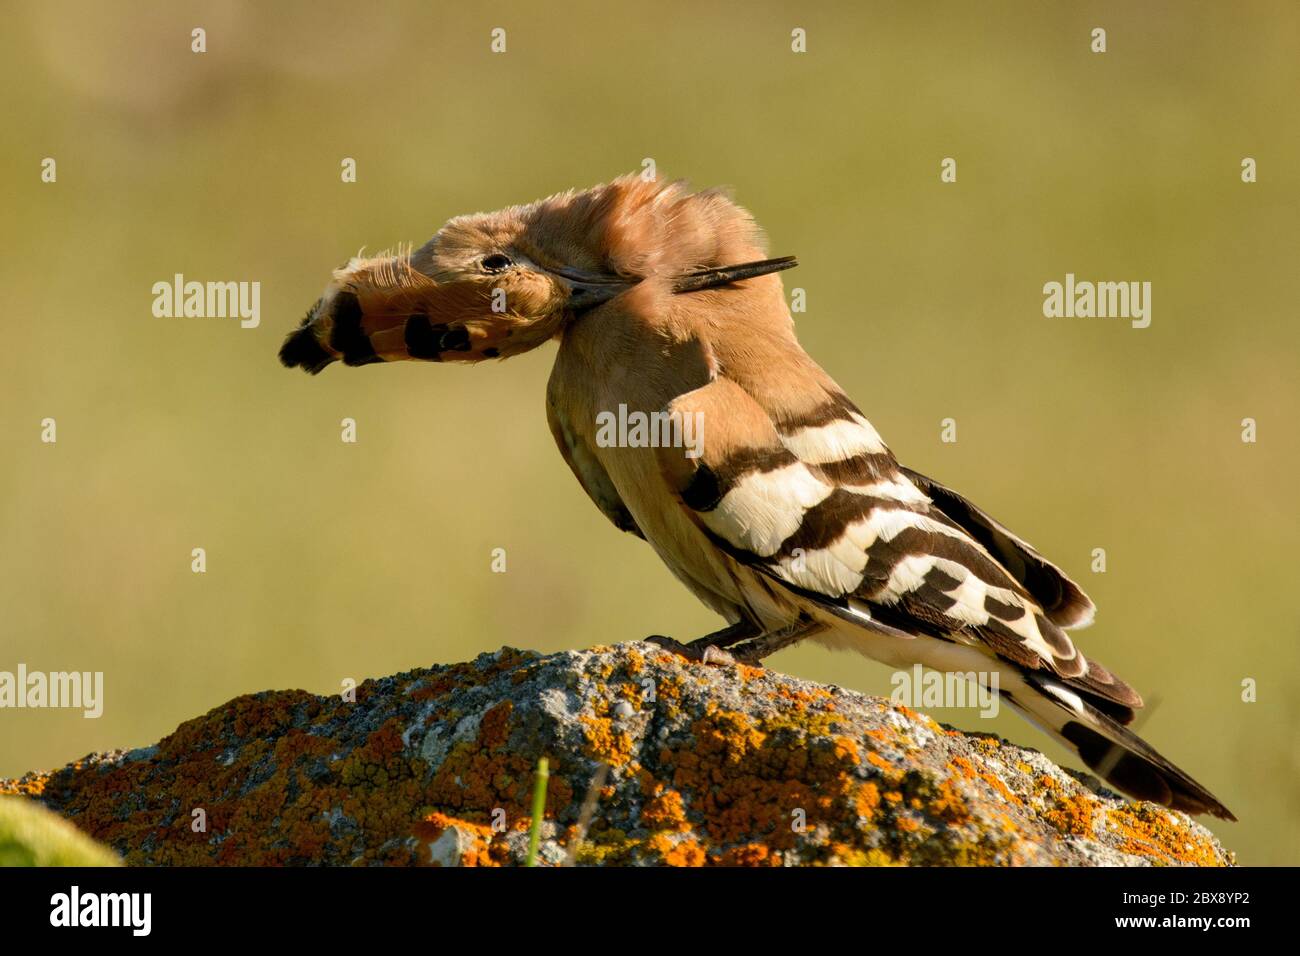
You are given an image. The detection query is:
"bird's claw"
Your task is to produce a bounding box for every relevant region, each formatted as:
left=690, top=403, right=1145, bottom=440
left=645, top=635, right=737, bottom=666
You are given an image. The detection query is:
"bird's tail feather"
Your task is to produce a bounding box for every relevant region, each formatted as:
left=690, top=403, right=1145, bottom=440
left=1007, top=670, right=1235, bottom=820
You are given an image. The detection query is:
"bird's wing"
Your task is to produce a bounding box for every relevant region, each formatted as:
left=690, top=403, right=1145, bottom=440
left=655, top=374, right=1113, bottom=688
left=546, top=390, right=644, bottom=538
left=898, top=466, right=1095, bottom=628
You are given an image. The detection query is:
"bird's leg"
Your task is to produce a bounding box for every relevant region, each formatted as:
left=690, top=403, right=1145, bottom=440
left=684, top=619, right=762, bottom=651
left=645, top=619, right=759, bottom=664
left=729, top=617, right=826, bottom=665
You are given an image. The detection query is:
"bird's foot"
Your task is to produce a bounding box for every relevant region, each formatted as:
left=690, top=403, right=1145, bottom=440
left=644, top=635, right=738, bottom=666
left=728, top=644, right=769, bottom=667
left=724, top=617, right=829, bottom=666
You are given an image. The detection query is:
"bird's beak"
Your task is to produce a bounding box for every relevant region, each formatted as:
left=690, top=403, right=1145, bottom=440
left=545, top=255, right=800, bottom=313
left=544, top=266, right=639, bottom=313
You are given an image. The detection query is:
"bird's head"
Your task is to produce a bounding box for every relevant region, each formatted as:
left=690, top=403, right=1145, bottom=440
left=279, top=175, right=796, bottom=373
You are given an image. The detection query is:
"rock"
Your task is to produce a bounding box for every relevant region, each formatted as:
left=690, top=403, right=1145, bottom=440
left=0, top=644, right=1232, bottom=866
left=426, top=823, right=479, bottom=867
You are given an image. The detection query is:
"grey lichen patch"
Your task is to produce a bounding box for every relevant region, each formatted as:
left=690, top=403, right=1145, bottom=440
left=1, top=643, right=1234, bottom=867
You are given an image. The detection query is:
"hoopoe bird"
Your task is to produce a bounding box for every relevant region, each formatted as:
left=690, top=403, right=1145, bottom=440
left=280, top=174, right=1233, bottom=820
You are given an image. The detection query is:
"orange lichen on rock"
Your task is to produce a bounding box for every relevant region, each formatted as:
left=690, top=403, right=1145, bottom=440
left=640, top=787, right=691, bottom=833
left=1, top=643, right=1233, bottom=867
left=478, top=701, right=513, bottom=749
left=1107, top=804, right=1230, bottom=867
left=930, top=779, right=973, bottom=825
left=854, top=782, right=881, bottom=820
left=646, top=832, right=707, bottom=866
left=949, top=757, right=978, bottom=780
left=0, top=772, right=50, bottom=798
left=734, top=664, right=766, bottom=683
left=713, top=842, right=781, bottom=866
left=977, top=770, right=1024, bottom=807
left=578, top=715, right=635, bottom=767
left=889, top=702, right=943, bottom=734
left=416, top=812, right=499, bottom=867
left=1045, top=793, right=1097, bottom=837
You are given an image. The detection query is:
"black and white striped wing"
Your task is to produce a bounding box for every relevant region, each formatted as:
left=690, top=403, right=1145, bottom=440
left=656, top=376, right=1092, bottom=680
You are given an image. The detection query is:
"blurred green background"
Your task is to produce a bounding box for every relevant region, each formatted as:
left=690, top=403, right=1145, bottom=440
left=1, top=1, right=1296, bottom=864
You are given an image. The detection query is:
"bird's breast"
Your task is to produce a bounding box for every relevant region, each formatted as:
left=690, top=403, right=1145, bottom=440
left=550, top=333, right=800, bottom=630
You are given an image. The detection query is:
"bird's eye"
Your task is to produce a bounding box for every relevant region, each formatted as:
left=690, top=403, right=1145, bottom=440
left=481, top=254, right=513, bottom=273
